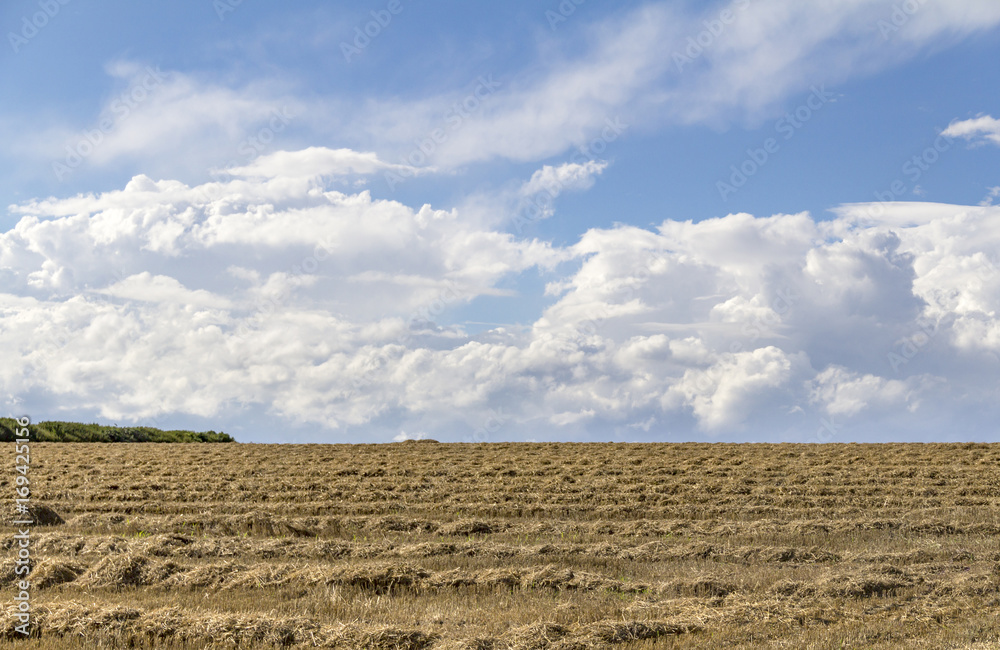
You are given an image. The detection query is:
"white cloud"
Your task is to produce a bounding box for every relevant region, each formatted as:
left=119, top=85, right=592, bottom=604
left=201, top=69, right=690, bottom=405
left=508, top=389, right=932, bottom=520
left=662, top=0, right=1000, bottom=124
left=344, top=1, right=1000, bottom=169
left=3, top=154, right=1000, bottom=439
left=224, top=147, right=421, bottom=180
left=808, top=365, right=916, bottom=417
left=8, top=2, right=998, bottom=194
left=667, top=346, right=801, bottom=433
left=101, top=272, right=233, bottom=309
left=12, top=63, right=310, bottom=184
left=519, top=161, right=608, bottom=199
left=942, top=115, right=1000, bottom=147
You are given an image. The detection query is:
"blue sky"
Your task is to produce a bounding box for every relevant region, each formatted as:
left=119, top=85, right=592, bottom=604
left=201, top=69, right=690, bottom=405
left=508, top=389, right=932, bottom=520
left=2, top=0, right=1000, bottom=442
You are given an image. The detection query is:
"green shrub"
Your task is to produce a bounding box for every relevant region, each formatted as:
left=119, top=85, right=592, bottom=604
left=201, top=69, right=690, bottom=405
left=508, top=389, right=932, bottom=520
left=0, top=418, right=235, bottom=443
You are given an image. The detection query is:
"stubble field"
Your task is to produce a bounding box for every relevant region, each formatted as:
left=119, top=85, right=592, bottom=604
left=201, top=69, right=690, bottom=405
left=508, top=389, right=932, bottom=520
left=2, top=441, right=999, bottom=649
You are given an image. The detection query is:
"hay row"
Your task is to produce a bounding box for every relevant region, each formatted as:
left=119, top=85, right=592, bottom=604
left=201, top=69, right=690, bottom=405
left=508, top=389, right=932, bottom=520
left=17, top=531, right=994, bottom=568
left=0, top=600, right=699, bottom=648
left=31, top=510, right=1000, bottom=541
left=6, top=553, right=998, bottom=602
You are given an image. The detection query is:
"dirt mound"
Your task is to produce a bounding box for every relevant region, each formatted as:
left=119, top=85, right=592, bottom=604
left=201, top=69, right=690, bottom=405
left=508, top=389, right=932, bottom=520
left=6, top=504, right=64, bottom=527
left=30, top=504, right=66, bottom=526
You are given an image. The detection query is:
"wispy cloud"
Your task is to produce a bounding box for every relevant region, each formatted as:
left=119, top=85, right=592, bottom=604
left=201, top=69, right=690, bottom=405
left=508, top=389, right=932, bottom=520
left=345, top=0, right=1000, bottom=168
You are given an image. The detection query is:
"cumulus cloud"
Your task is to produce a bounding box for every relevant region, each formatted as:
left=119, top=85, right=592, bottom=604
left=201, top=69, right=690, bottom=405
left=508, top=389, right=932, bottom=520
left=3, top=154, right=1000, bottom=440
left=808, top=366, right=919, bottom=417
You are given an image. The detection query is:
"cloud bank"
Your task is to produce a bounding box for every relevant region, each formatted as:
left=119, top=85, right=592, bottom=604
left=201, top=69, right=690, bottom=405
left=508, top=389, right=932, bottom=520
left=3, top=148, right=999, bottom=441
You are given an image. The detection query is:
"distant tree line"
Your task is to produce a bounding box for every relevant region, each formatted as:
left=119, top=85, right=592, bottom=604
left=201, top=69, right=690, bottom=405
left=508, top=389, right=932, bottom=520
left=0, top=419, right=235, bottom=443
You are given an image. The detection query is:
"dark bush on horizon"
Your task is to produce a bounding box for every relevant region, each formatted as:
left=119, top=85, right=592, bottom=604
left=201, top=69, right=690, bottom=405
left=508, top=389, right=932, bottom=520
left=0, top=418, right=235, bottom=443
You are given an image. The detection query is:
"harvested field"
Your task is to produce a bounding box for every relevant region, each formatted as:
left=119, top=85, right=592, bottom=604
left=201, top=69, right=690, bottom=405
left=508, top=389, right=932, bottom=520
left=2, top=442, right=1000, bottom=648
